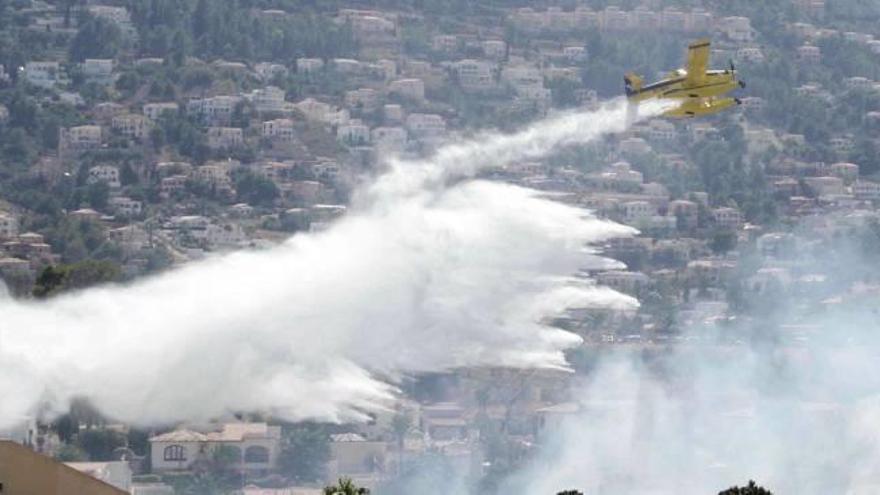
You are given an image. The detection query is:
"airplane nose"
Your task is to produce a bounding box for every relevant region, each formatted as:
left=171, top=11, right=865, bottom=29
left=739, top=80, right=746, bottom=89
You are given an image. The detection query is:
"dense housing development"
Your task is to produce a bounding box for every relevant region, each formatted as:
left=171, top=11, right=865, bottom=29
left=0, top=0, right=880, bottom=494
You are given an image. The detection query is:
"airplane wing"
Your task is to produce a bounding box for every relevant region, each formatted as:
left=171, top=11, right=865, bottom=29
left=683, top=38, right=711, bottom=87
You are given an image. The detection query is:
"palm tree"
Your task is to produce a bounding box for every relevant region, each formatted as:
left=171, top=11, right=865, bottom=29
left=323, top=477, right=370, bottom=495
left=390, top=412, right=411, bottom=475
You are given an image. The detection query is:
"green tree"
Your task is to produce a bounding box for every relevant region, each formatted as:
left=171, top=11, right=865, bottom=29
left=547, top=78, right=581, bottom=108
left=718, top=480, right=773, bottom=495
left=278, top=423, right=330, bottom=483
left=76, top=428, right=126, bottom=461
left=710, top=229, right=738, bottom=254
left=234, top=170, right=279, bottom=207
left=3, top=127, right=38, bottom=166
left=390, top=412, right=411, bottom=475
left=323, top=477, right=370, bottom=495
left=119, top=163, right=140, bottom=186
left=379, top=452, right=457, bottom=495
left=87, top=181, right=110, bottom=210
left=55, top=444, right=89, bottom=462
left=211, top=445, right=240, bottom=472
left=391, top=413, right=411, bottom=451
left=33, top=260, right=121, bottom=298
left=53, top=413, right=78, bottom=443
left=69, top=15, right=123, bottom=62
left=192, top=0, right=211, bottom=41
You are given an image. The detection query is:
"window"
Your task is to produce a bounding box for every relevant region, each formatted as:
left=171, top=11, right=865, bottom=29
left=244, top=446, right=269, bottom=464
left=164, top=444, right=186, bottom=461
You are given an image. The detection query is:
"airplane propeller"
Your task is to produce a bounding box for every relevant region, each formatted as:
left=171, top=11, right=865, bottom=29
left=729, top=59, right=746, bottom=88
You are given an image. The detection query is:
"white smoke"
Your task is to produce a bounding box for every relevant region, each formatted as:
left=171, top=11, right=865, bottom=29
left=0, top=99, right=668, bottom=428
left=506, top=258, right=880, bottom=494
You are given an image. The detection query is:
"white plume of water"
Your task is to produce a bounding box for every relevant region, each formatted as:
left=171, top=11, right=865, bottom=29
left=0, top=99, right=668, bottom=428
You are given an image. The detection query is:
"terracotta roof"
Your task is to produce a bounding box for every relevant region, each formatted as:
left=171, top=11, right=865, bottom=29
left=330, top=433, right=366, bottom=442
left=149, top=429, right=208, bottom=442
left=149, top=423, right=280, bottom=443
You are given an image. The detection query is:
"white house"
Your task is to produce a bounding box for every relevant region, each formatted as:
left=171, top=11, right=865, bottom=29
left=262, top=118, right=296, bottom=142
left=736, top=47, right=765, bottom=63
left=24, top=61, right=64, bottom=89
left=452, top=59, right=495, bottom=91
left=187, top=95, right=242, bottom=124
left=249, top=86, right=286, bottom=113
left=88, top=165, right=121, bottom=189
left=646, top=120, right=677, bottom=141
left=160, top=175, right=188, bottom=198
left=331, top=58, right=362, bottom=74
left=623, top=200, right=657, bottom=222
left=109, top=196, right=143, bottom=217
left=112, top=114, right=152, bottom=140
left=853, top=180, right=880, bottom=201
left=797, top=45, right=821, bottom=63
left=191, top=163, right=231, bottom=186
left=205, top=223, right=247, bottom=248
left=563, top=45, right=587, bottom=62
left=803, top=176, right=845, bottom=196
left=294, top=98, right=349, bottom=126
left=337, top=119, right=370, bottom=145
left=829, top=135, right=855, bottom=155
left=87, top=5, right=133, bottom=31
left=608, top=161, right=643, bottom=183
left=348, top=14, right=395, bottom=42
left=405, top=113, right=446, bottom=139
left=830, top=162, right=859, bottom=183
left=483, top=40, right=507, bottom=59
left=371, top=126, right=407, bottom=153
left=254, top=62, right=288, bottom=81
left=0, top=212, right=18, bottom=239
left=143, top=102, right=179, bottom=121
left=345, top=88, right=380, bottom=111
left=432, top=34, right=458, bottom=52
left=597, top=270, right=650, bottom=293
left=81, top=59, right=115, bottom=85
left=384, top=104, right=404, bottom=123
left=327, top=433, right=388, bottom=481
left=619, top=136, right=652, bottom=155
left=388, top=78, right=425, bottom=101
left=717, top=16, right=753, bottom=43
left=65, top=461, right=132, bottom=492
left=668, top=199, right=699, bottom=229
left=108, top=225, right=150, bottom=253
left=149, top=423, right=281, bottom=474
left=843, top=76, right=873, bottom=91
left=501, top=64, right=543, bottom=95
left=60, top=125, right=102, bottom=151
left=296, top=58, right=324, bottom=74
left=713, top=207, right=744, bottom=229
left=207, top=127, right=244, bottom=149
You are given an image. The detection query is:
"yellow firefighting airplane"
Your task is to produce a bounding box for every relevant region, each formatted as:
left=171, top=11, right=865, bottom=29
left=624, top=38, right=746, bottom=118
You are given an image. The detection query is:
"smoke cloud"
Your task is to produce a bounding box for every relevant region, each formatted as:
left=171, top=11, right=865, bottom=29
left=506, top=234, right=880, bottom=494
left=0, top=99, right=668, bottom=428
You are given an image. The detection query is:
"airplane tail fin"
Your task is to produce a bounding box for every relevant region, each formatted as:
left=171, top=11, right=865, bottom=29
left=624, top=72, right=643, bottom=97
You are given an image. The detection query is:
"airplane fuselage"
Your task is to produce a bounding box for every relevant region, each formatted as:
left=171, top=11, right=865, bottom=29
left=624, top=38, right=745, bottom=119
left=627, top=70, right=740, bottom=102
